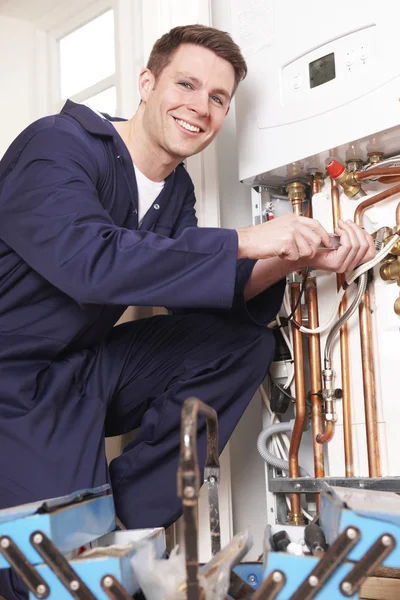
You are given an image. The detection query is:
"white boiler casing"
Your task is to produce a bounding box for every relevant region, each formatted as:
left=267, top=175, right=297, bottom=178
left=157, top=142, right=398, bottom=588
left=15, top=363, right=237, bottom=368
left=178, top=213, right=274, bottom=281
left=231, top=0, right=400, bottom=185
left=231, top=0, right=400, bottom=480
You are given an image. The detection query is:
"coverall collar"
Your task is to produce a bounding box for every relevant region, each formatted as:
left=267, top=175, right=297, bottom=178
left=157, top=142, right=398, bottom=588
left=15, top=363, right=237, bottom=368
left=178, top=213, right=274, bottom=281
left=60, top=100, right=124, bottom=137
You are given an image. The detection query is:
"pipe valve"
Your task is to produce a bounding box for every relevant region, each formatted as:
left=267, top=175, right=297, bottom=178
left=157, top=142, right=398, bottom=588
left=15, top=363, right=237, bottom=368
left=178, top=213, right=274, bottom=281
left=326, top=159, right=366, bottom=199
left=321, top=367, right=339, bottom=423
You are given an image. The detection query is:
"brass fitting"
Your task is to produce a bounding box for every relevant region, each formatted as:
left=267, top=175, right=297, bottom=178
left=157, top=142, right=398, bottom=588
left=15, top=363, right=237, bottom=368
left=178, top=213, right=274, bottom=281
left=286, top=181, right=306, bottom=216
left=289, top=512, right=304, bottom=526
left=346, top=158, right=364, bottom=172
left=312, top=172, right=324, bottom=184
left=386, top=226, right=400, bottom=256
left=368, top=151, right=385, bottom=165
left=380, top=257, right=400, bottom=282
left=394, top=297, right=400, bottom=316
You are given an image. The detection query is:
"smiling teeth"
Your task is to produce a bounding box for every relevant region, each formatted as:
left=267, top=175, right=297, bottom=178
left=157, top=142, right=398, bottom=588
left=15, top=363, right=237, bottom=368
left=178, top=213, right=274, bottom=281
left=176, top=119, right=200, bottom=133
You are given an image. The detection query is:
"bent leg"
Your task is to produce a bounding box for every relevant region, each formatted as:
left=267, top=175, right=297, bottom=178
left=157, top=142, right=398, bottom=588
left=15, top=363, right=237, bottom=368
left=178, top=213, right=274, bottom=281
left=96, top=313, right=275, bottom=530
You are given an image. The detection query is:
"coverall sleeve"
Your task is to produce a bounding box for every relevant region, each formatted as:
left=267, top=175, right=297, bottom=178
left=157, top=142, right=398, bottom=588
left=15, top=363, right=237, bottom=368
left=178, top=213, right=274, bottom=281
left=171, top=183, right=285, bottom=325
left=0, top=127, right=238, bottom=309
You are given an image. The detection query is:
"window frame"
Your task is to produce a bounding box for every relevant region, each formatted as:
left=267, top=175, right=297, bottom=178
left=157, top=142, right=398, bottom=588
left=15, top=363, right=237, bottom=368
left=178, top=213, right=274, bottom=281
left=47, top=0, right=117, bottom=114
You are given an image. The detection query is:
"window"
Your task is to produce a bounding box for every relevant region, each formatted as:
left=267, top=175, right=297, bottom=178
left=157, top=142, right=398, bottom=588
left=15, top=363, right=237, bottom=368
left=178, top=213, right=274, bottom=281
left=55, top=8, right=117, bottom=115
left=84, top=86, right=117, bottom=117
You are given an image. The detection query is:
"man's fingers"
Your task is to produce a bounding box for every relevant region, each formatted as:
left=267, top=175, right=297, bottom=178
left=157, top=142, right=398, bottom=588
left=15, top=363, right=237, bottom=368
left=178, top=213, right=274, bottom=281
left=299, top=216, right=331, bottom=248
left=345, top=220, right=374, bottom=267
left=333, top=220, right=358, bottom=272
left=296, top=225, right=323, bottom=257
left=294, top=232, right=315, bottom=259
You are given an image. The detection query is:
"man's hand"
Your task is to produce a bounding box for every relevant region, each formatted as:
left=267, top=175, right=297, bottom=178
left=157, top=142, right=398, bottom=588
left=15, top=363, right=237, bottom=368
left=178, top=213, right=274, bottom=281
left=308, top=219, right=375, bottom=273
left=237, top=214, right=375, bottom=272
left=237, top=213, right=331, bottom=262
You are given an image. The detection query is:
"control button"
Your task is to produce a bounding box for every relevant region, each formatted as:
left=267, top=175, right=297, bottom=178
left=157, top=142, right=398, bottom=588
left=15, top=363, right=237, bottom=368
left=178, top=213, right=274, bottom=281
left=292, top=73, right=302, bottom=89
left=345, top=49, right=355, bottom=67
left=359, top=44, right=369, bottom=61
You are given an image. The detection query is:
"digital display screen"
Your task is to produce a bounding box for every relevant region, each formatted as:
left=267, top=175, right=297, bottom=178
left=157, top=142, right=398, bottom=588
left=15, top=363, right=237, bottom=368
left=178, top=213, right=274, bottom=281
left=309, top=52, right=336, bottom=89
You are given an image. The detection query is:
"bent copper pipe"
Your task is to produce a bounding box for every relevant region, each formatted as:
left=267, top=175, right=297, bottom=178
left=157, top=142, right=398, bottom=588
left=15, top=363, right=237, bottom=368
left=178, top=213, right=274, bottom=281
left=288, top=283, right=307, bottom=523
left=356, top=167, right=400, bottom=181
left=351, top=186, right=400, bottom=478
left=317, top=421, right=335, bottom=444
left=330, top=178, right=354, bottom=476
left=305, top=280, right=324, bottom=468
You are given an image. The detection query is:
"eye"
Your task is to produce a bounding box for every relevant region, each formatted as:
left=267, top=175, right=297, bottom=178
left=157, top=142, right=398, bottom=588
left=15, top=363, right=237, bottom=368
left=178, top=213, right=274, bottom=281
left=210, top=95, right=223, bottom=106
left=178, top=81, right=193, bottom=90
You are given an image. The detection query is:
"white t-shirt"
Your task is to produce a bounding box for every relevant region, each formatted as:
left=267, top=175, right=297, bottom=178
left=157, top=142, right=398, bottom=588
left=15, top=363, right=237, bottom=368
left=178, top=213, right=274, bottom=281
left=133, top=165, right=165, bottom=225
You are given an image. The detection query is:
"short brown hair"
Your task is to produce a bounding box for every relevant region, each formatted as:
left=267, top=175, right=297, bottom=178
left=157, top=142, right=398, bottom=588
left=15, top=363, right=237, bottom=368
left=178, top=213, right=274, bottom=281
left=146, top=24, right=247, bottom=96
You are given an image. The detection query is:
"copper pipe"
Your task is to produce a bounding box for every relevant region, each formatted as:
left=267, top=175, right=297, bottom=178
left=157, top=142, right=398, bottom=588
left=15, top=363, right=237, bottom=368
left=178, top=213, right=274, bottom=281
left=317, top=421, right=335, bottom=444
left=356, top=167, right=400, bottom=181
left=288, top=283, right=307, bottom=524
left=305, top=279, right=324, bottom=511
left=378, top=176, right=400, bottom=184
left=331, top=178, right=354, bottom=476
left=396, top=202, right=400, bottom=226
left=312, top=177, right=322, bottom=196
left=358, top=290, right=381, bottom=477
left=351, top=186, right=400, bottom=477
left=354, top=183, right=400, bottom=218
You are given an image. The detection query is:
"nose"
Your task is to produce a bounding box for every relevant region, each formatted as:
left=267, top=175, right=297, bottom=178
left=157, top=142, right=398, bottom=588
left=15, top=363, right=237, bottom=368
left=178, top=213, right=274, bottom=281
left=188, top=90, right=209, bottom=118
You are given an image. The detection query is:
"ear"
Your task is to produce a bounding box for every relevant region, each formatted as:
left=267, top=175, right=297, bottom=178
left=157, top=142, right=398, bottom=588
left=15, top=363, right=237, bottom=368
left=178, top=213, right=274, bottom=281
left=138, top=68, right=156, bottom=102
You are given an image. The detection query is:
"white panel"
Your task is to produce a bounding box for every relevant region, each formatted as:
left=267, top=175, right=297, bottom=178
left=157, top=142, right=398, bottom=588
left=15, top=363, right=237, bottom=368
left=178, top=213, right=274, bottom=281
left=231, top=0, right=400, bottom=184
left=312, top=180, right=400, bottom=479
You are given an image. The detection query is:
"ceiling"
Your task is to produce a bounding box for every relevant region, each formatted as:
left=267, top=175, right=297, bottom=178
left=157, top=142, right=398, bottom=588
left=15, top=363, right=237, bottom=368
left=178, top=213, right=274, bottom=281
left=0, top=0, right=71, bottom=22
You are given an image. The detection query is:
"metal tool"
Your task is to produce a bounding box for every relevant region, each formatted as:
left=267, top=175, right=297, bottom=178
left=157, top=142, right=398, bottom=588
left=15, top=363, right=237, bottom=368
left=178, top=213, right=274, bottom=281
left=200, top=531, right=253, bottom=599
left=30, top=530, right=97, bottom=600
left=318, top=234, right=341, bottom=251
left=288, top=525, right=361, bottom=600
left=340, top=533, right=396, bottom=597
left=0, top=535, right=50, bottom=599
left=177, top=397, right=221, bottom=600
left=253, top=570, right=286, bottom=600
left=227, top=571, right=255, bottom=599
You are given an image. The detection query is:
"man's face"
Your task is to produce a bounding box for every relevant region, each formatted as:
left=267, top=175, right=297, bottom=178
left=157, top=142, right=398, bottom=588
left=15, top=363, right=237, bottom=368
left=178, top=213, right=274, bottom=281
left=139, top=43, right=235, bottom=160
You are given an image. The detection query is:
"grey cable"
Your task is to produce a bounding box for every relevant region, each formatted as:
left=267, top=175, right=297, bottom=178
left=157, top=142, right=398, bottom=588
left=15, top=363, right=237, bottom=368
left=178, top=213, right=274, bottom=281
left=257, top=421, right=310, bottom=477
left=324, top=273, right=368, bottom=364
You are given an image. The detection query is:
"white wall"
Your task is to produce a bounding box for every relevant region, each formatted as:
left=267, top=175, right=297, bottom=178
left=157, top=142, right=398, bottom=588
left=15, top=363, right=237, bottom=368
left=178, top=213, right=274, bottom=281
left=211, top=0, right=252, bottom=231
left=0, top=16, right=39, bottom=156
left=211, top=0, right=269, bottom=561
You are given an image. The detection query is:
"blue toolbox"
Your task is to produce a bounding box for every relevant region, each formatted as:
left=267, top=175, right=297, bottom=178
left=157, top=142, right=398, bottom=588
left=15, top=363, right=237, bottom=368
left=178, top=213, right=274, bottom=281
left=320, top=485, right=400, bottom=569
left=259, top=485, right=400, bottom=600
left=0, top=485, right=115, bottom=570
left=0, top=484, right=166, bottom=599
left=30, top=528, right=165, bottom=600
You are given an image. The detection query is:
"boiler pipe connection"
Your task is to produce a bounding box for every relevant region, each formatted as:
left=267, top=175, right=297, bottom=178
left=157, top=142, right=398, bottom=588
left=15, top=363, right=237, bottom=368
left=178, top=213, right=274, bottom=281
left=330, top=178, right=354, bottom=476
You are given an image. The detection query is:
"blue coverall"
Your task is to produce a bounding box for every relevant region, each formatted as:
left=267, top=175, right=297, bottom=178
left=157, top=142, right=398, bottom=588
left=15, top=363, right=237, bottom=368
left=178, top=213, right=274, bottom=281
left=0, top=101, right=284, bottom=599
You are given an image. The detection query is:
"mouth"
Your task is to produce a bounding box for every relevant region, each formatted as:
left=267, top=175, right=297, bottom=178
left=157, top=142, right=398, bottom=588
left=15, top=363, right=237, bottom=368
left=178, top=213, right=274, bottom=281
left=173, top=117, right=204, bottom=135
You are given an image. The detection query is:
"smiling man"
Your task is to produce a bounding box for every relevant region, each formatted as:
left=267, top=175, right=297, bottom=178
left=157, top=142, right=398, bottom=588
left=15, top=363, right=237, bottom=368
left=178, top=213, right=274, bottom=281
left=0, top=24, right=374, bottom=599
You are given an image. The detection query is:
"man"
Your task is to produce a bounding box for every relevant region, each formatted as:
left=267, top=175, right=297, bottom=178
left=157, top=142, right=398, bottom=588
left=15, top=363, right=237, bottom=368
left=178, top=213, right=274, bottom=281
left=0, top=24, right=374, bottom=598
